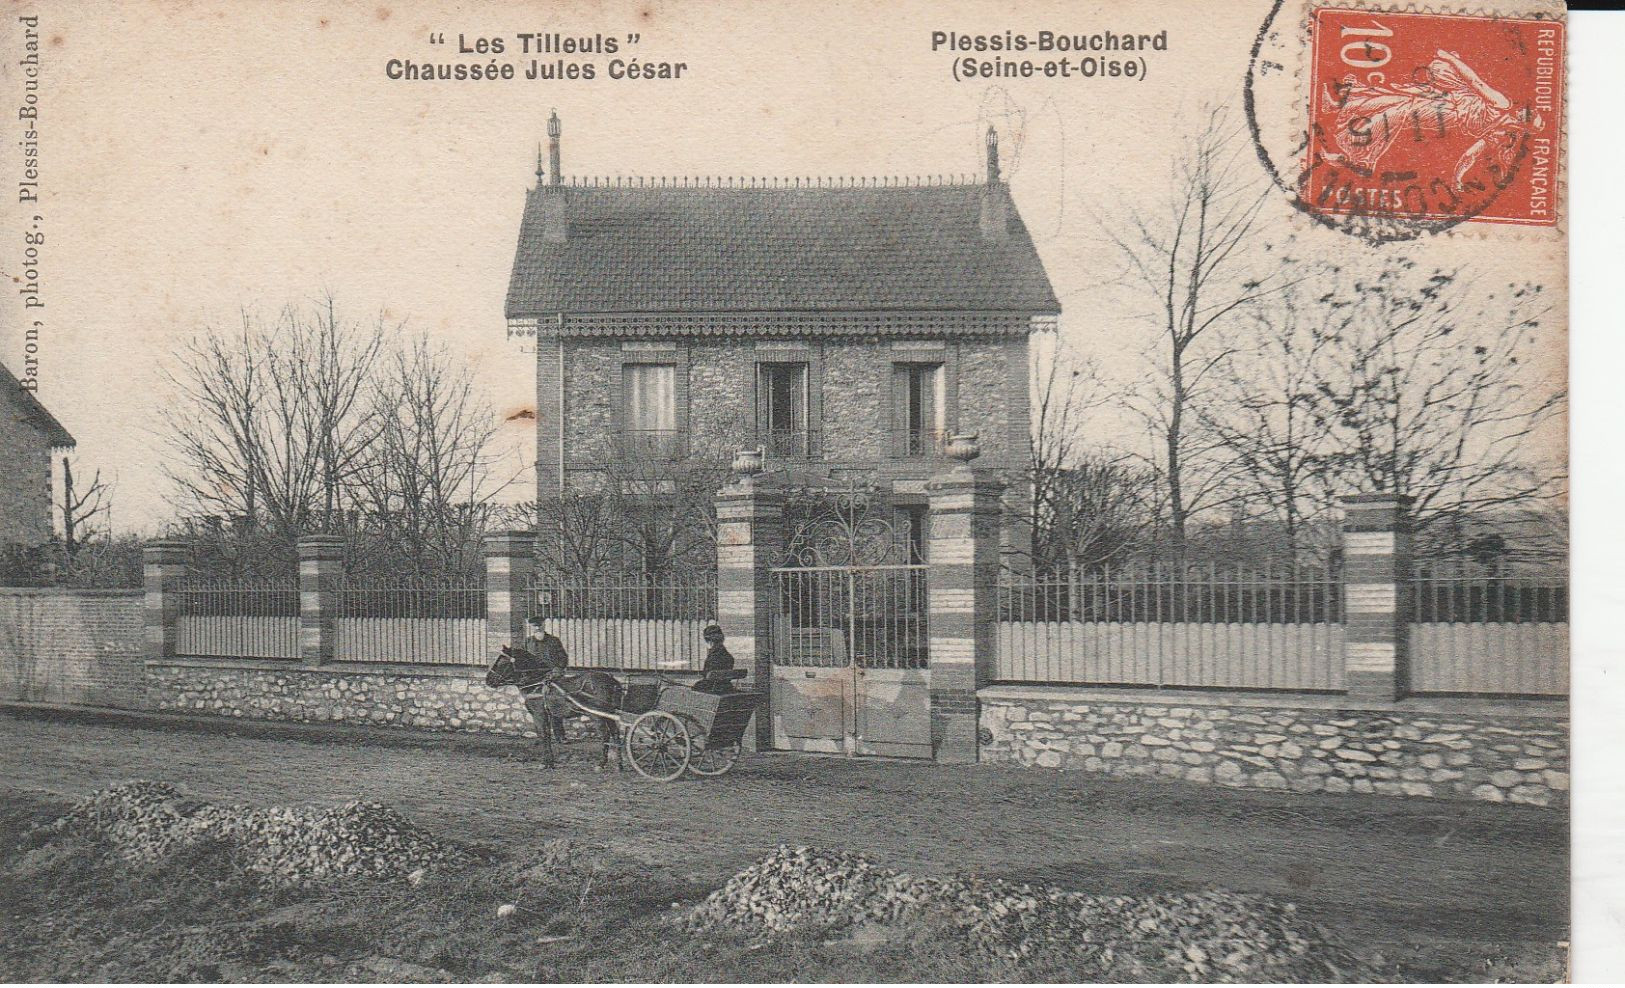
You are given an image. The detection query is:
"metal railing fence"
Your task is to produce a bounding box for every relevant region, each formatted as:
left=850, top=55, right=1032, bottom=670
left=996, top=562, right=1345, bottom=691
left=527, top=576, right=717, bottom=670
left=759, top=429, right=818, bottom=459
left=1407, top=564, right=1568, bottom=696
left=770, top=564, right=929, bottom=670
left=174, top=577, right=301, bottom=659
left=334, top=577, right=487, bottom=665
left=891, top=428, right=950, bottom=458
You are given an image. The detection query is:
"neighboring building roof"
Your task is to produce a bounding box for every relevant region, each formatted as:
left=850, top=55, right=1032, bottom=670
left=506, top=182, right=1061, bottom=317
left=0, top=361, right=75, bottom=448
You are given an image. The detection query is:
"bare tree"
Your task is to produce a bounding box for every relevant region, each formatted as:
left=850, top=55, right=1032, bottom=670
left=60, top=456, right=112, bottom=555
left=534, top=422, right=747, bottom=583
left=349, top=337, right=510, bottom=577
left=1023, top=339, right=1152, bottom=570
left=1309, top=257, right=1564, bottom=544
left=1101, top=106, right=1289, bottom=553
left=1035, top=455, right=1158, bottom=571
left=1201, top=276, right=1347, bottom=555
left=162, top=298, right=387, bottom=544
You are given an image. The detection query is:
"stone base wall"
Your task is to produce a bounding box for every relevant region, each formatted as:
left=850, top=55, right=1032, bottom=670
left=146, top=659, right=539, bottom=736
left=980, top=687, right=1568, bottom=807
left=1, top=589, right=146, bottom=709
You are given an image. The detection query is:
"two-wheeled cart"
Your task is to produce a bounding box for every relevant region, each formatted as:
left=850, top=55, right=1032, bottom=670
left=541, top=670, right=764, bottom=782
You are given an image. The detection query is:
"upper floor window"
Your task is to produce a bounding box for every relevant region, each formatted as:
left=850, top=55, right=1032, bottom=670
left=895, top=362, right=945, bottom=456
left=758, top=362, right=809, bottom=458
left=621, top=362, right=678, bottom=459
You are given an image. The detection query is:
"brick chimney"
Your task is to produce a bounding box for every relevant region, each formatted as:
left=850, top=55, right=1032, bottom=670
left=547, top=109, right=562, bottom=186
left=979, top=125, right=1008, bottom=242
left=539, top=110, right=567, bottom=244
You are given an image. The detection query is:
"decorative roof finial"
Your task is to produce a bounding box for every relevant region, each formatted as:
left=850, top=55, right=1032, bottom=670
left=986, top=125, right=1000, bottom=185
left=547, top=109, right=562, bottom=187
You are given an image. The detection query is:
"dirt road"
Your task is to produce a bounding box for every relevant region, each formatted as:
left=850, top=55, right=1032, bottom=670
left=0, top=707, right=1565, bottom=966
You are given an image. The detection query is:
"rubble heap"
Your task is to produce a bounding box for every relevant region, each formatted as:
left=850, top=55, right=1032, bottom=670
left=686, top=846, right=1373, bottom=982
left=46, top=781, right=469, bottom=886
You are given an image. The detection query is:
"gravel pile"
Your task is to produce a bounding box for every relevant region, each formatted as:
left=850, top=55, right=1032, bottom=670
left=686, top=846, right=1373, bottom=981
left=46, top=781, right=469, bottom=886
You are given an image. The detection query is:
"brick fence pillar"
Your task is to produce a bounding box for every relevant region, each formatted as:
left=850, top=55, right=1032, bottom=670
left=1341, top=494, right=1414, bottom=700
left=143, top=539, right=191, bottom=662
left=715, top=468, right=784, bottom=748
left=296, top=535, right=346, bottom=667
left=926, top=450, right=1006, bottom=764
left=484, top=530, right=537, bottom=661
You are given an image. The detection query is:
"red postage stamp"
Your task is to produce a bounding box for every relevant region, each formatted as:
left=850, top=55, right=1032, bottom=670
left=1303, top=9, right=1563, bottom=227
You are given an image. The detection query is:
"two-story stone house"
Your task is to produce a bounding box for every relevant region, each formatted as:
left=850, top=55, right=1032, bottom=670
left=1, top=361, right=75, bottom=549
left=505, top=114, right=1059, bottom=558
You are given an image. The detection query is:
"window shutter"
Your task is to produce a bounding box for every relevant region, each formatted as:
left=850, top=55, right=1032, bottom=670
left=753, top=362, right=765, bottom=443
left=889, top=364, right=910, bottom=456
left=808, top=347, right=825, bottom=459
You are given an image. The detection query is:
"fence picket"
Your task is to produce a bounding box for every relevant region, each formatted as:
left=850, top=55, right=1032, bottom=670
left=995, top=561, right=1346, bottom=693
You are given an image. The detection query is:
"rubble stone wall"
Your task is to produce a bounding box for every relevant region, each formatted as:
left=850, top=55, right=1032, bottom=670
left=980, top=687, right=1568, bottom=807
left=146, top=659, right=539, bottom=736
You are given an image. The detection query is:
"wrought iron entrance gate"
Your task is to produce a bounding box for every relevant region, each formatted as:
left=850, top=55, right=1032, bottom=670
left=768, top=564, right=931, bottom=758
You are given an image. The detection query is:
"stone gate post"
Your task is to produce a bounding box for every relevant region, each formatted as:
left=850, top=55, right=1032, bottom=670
left=1341, top=494, right=1414, bottom=700
left=715, top=461, right=784, bottom=748
left=484, top=530, right=537, bottom=661
left=143, top=539, right=191, bottom=662
left=296, top=535, right=346, bottom=667
left=926, top=442, right=1006, bottom=764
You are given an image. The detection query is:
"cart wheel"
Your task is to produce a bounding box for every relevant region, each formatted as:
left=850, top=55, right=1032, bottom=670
left=623, top=710, right=690, bottom=782
left=678, top=715, right=741, bottom=777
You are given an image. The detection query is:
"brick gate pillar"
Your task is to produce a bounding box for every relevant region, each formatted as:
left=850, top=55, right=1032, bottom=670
left=296, top=535, right=346, bottom=667
left=143, top=539, right=191, bottom=662
left=715, top=458, right=784, bottom=748
left=926, top=438, right=1006, bottom=764
left=1341, top=494, right=1414, bottom=700
left=484, top=530, right=537, bottom=661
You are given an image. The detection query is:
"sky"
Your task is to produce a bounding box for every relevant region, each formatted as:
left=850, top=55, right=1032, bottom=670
left=0, top=0, right=1566, bottom=533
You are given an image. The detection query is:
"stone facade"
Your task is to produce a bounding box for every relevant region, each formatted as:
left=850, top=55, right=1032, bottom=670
left=146, top=660, right=541, bottom=736
left=980, top=687, right=1569, bottom=807
left=0, top=381, right=58, bottom=549
left=0, top=589, right=145, bottom=709
left=543, top=334, right=1031, bottom=494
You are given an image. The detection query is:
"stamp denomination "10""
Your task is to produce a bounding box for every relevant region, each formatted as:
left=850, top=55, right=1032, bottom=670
left=1303, top=9, right=1563, bottom=228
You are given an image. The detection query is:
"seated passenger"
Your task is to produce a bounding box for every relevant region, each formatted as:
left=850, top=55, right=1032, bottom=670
left=692, top=624, right=736, bottom=694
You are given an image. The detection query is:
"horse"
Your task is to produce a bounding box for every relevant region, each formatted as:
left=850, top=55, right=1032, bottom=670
left=485, top=645, right=625, bottom=769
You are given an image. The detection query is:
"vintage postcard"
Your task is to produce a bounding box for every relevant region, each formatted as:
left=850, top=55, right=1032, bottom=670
left=0, top=0, right=1578, bottom=982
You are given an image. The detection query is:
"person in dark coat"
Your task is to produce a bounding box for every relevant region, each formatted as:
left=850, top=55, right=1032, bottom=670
left=692, top=624, right=736, bottom=694
left=520, top=615, right=569, bottom=739
left=524, top=614, right=569, bottom=672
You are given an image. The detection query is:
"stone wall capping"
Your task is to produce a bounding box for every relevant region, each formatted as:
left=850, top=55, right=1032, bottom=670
left=146, top=657, right=487, bottom=679
left=0, top=587, right=144, bottom=598
left=977, top=684, right=1569, bottom=722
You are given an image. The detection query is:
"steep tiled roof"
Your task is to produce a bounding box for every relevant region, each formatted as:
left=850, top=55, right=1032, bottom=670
left=505, top=183, right=1060, bottom=317
left=1, top=361, right=74, bottom=448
